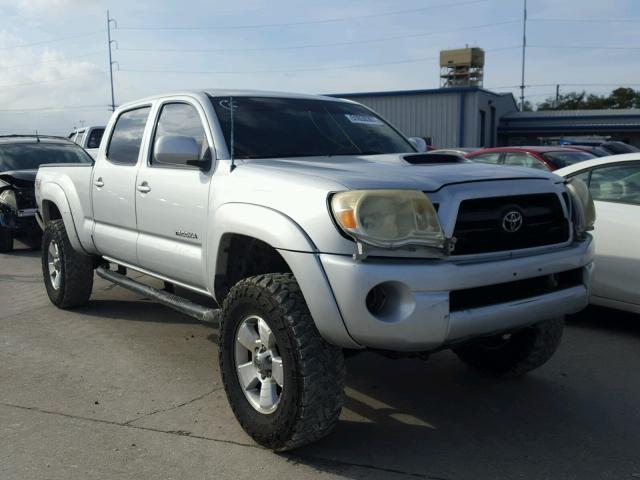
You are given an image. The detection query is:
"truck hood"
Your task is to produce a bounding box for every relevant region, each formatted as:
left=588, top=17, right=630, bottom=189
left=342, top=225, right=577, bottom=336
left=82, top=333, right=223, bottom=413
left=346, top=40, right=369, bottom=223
left=237, top=154, right=560, bottom=191
left=0, top=169, right=37, bottom=189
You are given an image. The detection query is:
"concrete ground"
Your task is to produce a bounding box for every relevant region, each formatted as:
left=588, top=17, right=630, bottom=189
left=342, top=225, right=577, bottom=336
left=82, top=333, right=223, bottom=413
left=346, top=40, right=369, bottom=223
left=1, top=244, right=640, bottom=480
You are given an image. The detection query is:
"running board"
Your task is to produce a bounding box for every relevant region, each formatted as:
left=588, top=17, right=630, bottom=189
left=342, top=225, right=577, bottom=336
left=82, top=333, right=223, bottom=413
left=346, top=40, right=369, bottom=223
left=96, top=266, right=220, bottom=327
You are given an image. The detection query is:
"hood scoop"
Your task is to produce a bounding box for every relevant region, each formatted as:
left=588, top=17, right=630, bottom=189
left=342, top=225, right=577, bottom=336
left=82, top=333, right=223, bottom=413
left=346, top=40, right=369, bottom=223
left=403, top=153, right=467, bottom=165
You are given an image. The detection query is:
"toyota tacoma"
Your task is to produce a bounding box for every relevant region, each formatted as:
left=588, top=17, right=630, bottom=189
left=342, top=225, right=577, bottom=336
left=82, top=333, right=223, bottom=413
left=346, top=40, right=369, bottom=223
left=35, top=90, right=595, bottom=451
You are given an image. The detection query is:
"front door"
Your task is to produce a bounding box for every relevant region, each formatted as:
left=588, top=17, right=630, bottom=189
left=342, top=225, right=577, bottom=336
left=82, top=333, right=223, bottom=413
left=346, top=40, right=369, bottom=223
left=134, top=100, right=213, bottom=289
left=587, top=162, right=640, bottom=308
left=91, top=106, right=151, bottom=265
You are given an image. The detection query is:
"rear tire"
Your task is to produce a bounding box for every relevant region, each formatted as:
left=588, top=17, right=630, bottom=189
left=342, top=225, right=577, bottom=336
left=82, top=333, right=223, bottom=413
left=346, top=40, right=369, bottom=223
left=453, top=317, right=564, bottom=377
left=219, top=273, right=345, bottom=451
left=0, top=227, right=13, bottom=252
left=41, top=219, right=94, bottom=308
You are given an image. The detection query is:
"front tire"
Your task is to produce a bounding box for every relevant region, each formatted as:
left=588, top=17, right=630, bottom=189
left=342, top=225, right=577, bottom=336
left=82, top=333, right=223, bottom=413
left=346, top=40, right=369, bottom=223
left=41, top=219, right=94, bottom=308
left=453, top=317, right=564, bottom=377
left=219, top=273, right=345, bottom=451
left=0, top=227, right=13, bottom=252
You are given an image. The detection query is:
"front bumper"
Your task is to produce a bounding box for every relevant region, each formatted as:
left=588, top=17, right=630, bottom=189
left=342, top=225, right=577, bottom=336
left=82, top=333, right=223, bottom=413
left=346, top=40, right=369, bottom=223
left=320, top=237, right=594, bottom=351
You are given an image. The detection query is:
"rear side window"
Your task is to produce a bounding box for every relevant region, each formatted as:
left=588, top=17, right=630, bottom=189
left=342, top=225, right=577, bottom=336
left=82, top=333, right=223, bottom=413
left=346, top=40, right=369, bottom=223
left=107, top=107, right=151, bottom=165
left=151, top=103, right=208, bottom=167
left=470, top=152, right=501, bottom=164
left=541, top=151, right=594, bottom=169
left=87, top=128, right=105, bottom=149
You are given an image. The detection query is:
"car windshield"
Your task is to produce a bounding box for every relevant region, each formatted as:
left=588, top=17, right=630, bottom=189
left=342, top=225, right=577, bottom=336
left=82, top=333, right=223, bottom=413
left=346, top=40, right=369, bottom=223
left=541, top=150, right=595, bottom=168
left=0, top=142, right=93, bottom=171
left=210, top=96, right=414, bottom=159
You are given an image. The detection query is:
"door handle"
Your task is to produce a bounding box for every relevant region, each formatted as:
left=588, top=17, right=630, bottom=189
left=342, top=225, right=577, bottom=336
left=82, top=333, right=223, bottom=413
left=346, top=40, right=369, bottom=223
left=137, top=182, right=151, bottom=193
left=94, top=177, right=104, bottom=188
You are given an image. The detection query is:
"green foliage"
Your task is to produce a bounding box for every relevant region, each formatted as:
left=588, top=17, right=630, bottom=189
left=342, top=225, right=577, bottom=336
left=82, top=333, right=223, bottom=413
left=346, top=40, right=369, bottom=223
left=536, top=87, right=640, bottom=111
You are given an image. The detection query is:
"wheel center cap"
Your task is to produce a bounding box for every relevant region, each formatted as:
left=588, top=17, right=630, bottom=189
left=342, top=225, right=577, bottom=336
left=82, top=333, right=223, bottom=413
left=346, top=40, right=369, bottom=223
left=254, top=350, right=272, bottom=375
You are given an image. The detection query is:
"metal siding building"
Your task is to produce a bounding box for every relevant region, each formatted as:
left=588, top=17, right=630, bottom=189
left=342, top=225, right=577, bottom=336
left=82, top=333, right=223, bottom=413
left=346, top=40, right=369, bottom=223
left=331, top=87, right=518, bottom=148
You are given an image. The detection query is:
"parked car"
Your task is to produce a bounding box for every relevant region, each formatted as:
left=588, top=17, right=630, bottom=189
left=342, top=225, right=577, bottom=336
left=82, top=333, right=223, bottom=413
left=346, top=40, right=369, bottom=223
left=430, top=147, right=482, bottom=156
left=69, top=126, right=105, bottom=159
left=555, top=153, right=640, bottom=314
left=565, top=145, right=612, bottom=157
left=0, top=135, right=93, bottom=252
left=467, top=146, right=596, bottom=171
left=562, top=140, right=639, bottom=156
left=36, top=90, right=595, bottom=451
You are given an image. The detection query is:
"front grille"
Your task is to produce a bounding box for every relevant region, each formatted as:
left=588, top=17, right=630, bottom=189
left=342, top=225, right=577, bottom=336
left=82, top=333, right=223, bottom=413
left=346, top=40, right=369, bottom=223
left=450, top=268, right=583, bottom=311
left=452, top=193, right=569, bottom=255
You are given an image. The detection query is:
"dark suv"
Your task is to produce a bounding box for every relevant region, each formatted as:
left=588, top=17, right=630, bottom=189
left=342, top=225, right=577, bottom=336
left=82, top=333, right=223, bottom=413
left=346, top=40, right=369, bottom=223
left=0, top=135, right=92, bottom=252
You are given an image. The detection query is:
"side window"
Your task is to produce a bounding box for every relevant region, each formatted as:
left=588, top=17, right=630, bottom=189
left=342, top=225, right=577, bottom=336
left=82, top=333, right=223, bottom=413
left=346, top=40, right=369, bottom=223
left=151, top=103, right=208, bottom=167
left=87, top=128, right=104, bottom=149
left=504, top=152, right=547, bottom=170
left=570, top=170, right=591, bottom=186
left=75, top=130, right=86, bottom=146
left=588, top=163, right=640, bottom=205
left=471, top=152, right=501, bottom=164
left=107, top=107, right=151, bottom=165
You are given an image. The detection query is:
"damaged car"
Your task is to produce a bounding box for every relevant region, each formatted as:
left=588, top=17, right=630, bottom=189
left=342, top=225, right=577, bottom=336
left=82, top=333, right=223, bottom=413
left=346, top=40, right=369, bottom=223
left=0, top=135, right=93, bottom=252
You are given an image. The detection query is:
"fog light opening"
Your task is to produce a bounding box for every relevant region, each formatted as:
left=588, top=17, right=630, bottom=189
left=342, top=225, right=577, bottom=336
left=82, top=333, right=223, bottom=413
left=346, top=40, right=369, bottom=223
left=365, top=281, right=416, bottom=323
left=366, top=284, right=389, bottom=315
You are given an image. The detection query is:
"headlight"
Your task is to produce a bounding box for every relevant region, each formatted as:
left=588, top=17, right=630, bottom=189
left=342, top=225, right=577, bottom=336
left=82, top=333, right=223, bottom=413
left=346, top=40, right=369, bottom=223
left=0, top=190, right=17, bottom=211
left=330, top=189, right=445, bottom=249
left=566, top=178, right=596, bottom=237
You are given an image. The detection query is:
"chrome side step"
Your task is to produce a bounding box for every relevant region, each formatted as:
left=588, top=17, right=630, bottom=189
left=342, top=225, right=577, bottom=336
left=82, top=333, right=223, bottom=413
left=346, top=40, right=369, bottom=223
left=96, top=265, right=220, bottom=327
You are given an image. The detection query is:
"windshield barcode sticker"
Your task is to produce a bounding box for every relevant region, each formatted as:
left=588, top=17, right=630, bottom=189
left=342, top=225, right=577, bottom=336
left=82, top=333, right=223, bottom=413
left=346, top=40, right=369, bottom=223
left=344, top=114, right=384, bottom=125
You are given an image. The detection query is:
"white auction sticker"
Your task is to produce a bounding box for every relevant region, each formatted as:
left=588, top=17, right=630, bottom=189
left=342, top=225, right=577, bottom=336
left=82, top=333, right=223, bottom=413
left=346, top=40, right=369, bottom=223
left=344, top=114, right=384, bottom=125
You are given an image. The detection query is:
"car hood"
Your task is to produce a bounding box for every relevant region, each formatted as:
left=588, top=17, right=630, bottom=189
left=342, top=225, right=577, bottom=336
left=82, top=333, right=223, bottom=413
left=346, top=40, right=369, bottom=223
left=0, top=169, right=37, bottom=189
left=237, top=154, right=560, bottom=191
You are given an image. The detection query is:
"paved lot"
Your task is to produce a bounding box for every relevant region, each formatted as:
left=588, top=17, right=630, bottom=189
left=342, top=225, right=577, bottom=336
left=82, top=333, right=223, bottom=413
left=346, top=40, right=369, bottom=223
left=1, top=244, right=640, bottom=480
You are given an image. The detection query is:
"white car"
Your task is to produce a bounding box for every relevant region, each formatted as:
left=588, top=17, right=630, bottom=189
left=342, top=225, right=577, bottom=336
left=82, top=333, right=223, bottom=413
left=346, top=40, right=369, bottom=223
left=68, top=126, right=105, bottom=159
left=556, top=153, right=640, bottom=314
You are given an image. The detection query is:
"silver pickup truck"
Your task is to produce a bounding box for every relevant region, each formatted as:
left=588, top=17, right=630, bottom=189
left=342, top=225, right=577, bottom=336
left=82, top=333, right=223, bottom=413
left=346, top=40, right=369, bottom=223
left=35, top=90, right=595, bottom=451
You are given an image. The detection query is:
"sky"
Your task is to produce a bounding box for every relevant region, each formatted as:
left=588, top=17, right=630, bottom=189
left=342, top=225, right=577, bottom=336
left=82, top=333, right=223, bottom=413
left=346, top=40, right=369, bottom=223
left=0, top=0, right=639, bottom=135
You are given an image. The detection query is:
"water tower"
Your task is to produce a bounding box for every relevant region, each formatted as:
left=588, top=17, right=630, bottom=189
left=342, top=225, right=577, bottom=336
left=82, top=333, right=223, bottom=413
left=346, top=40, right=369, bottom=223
left=440, top=47, right=485, bottom=88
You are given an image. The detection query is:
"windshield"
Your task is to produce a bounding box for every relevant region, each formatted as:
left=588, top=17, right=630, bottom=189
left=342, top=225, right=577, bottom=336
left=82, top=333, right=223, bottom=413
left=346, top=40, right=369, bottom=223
left=541, top=150, right=595, bottom=168
left=210, top=96, right=415, bottom=159
left=0, top=142, right=93, bottom=171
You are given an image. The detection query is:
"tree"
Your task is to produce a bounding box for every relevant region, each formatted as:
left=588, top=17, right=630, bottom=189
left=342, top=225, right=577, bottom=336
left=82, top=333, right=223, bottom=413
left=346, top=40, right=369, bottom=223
left=536, top=87, right=640, bottom=110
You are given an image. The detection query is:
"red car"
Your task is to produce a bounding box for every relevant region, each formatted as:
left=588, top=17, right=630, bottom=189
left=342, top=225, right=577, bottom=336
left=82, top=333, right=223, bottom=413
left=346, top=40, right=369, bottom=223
left=466, top=146, right=596, bottom=171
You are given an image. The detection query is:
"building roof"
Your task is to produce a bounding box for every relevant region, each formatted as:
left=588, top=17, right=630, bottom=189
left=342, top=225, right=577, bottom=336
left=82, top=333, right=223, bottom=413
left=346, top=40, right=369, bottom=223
left=503, top=109, right=640, bottom=121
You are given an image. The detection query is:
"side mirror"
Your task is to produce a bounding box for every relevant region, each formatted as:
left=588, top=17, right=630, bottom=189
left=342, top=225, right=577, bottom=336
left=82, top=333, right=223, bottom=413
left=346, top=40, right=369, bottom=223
left=154, top=135, right=204, bottom=168
left=408, top=137, right=428, bottom=152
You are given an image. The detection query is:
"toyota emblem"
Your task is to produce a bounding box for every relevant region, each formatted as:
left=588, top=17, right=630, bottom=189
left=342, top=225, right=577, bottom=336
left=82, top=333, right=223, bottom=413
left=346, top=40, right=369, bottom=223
left=502, top=210, right=523, bottom=233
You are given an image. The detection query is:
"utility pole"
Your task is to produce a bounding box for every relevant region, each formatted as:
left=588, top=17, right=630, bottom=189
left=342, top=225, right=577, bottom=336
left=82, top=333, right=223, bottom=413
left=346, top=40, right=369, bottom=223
left=107, top=10, right=117, bottom=112
left=555, top=84, right=560, bottom=109
left=519, top=0, right=527, bottom=111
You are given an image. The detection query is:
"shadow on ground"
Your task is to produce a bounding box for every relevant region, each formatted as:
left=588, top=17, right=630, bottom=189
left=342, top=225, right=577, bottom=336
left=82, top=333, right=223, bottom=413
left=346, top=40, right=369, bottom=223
left=283, top=306, right=640, bottom=479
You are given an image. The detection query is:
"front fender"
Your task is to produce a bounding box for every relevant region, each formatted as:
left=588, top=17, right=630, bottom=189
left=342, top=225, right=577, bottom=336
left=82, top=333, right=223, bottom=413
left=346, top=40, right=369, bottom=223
left=206, top=202, right=361, bottom=349
left=39, top=183, right=88, bottom=255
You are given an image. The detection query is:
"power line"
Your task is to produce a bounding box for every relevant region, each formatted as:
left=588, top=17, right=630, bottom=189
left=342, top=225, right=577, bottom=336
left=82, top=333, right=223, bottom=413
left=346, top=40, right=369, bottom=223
left=0, top=31, right=102, bottom=51
left=529, top=18, right=640, bottom=23
left=529, top=44, right=640, bottom=51
left=0, top=71, right=107, bottom=89
left=118, top=0, right=495, bottom=30
left=0, top=50, right=104, bottom=70
left=0, top=104, right=107, bottom=113
left=118, top=20, right=519, bottom=54
left=120, top=46, right=519, bottom=76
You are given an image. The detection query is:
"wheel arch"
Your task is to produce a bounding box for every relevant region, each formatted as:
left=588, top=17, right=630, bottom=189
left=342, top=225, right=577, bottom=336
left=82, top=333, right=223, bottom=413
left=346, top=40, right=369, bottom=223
left=39, top=183, right=88, bottom=255
left=207, top=203, right=360, bottom=349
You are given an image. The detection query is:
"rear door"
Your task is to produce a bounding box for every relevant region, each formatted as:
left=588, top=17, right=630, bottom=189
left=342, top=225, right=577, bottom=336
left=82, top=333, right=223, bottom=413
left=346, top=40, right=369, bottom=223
left=91, top=106, right=152, bottom=264
left=134, top=99, right=213, bottom=289
left=582, top=162, right=640, bottom=307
